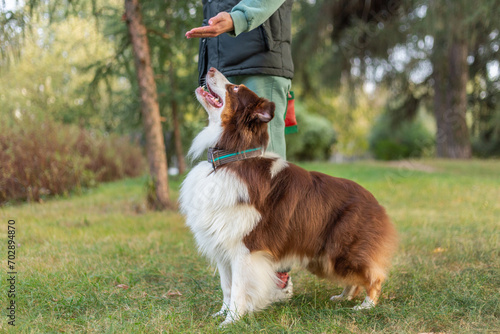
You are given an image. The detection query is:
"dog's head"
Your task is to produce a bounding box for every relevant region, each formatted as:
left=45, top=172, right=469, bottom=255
left=191, top=68, right=275, bottom=157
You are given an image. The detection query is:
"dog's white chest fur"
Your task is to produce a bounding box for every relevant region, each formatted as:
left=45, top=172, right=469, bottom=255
left=179, top=162, right=261, bottom=263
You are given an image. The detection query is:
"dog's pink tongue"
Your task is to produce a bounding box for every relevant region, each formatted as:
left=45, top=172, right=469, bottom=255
left=207, top=94, right=222, bottom=108
left=197, top=87, right=222, bottom=108
left=196, top=87, right=207, bottom=96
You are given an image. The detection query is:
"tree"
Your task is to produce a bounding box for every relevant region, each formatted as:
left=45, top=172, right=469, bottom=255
left=291, top=0, right=404, bottom=156
left=124, top=0, right=171, bottom=209
left=95, top=0, right=202, bottom=173
left=430, top=1, right=470, bottom=158
left=468, top=22, right=500, bottom=156
left=141, top=0, right=202, bottom=174
left=0, top=1, right=140, bottom=132
left=403, top=0, right=499, bottom=158
left=292, top=0, right=500, bottom=158
left=169, top=63, right=187, bottom=174
left=2, top=0, right=202, bottom=170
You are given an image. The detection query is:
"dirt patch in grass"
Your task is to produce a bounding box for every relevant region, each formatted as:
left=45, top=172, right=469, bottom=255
left=386, top=160, right=439, bottom=173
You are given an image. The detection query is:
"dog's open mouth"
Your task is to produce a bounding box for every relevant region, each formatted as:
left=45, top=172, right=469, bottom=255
left=197, top=84, right=223, bottom=108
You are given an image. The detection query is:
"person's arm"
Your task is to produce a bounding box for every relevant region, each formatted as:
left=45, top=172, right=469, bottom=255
left=185, top=0, right=286, bottom=39
left=230, top=0, right=286, bottom=36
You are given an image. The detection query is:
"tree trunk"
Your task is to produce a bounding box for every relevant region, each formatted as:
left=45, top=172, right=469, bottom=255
left=169, top=64, right=186, bottom=175
left=171, top=98, right=186, bottom=175
left=125, top=0, right=171, bottom=209
left=433, top=36, right=472, bottom=159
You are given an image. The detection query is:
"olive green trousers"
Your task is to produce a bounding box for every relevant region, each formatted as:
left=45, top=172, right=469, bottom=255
left=228, top=75, right=291, bottom=160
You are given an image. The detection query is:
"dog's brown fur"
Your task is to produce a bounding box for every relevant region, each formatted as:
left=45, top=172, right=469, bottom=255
left=216, top=84, right=398, bottom=306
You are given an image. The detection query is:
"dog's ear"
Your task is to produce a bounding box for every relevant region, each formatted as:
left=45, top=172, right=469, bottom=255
left=235, top=85, right=258, bottom=107
left=233, top=85, right=275, bottom=123
left=255, top=100, right=275, bottom=123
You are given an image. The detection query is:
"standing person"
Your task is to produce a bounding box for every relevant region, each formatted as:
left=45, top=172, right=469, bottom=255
left=186, top=0, right=294, bottom=301
left=185, top=0, right=293, bottom=160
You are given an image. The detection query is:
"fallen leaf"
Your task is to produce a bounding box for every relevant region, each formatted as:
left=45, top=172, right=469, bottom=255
left=165, top=290, right=182, bottom=297
left=116, top=284, right=129, bottom=289
left=433, top=247, right=446, bottom=253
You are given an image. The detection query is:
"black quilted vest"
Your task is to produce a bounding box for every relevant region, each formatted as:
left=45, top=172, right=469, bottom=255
left=198, top=0, right=294, bottom=85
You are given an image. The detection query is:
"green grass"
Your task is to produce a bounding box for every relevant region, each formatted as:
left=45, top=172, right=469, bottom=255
left=1, top=159, right=499, bottom=333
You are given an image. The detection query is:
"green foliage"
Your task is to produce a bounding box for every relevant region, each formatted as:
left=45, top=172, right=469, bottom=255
left=140, top=1, right=204, bottom=161
left=0, top=4, right=26, bottom=72
left=3, top=0, right=500, bottom=164
left=1, top=160, right=499, bottom=332
left=0, top=119, right=145, bottom=205
left=292, top=85, right=387, bottom=157
left=472, top=137, right=500, bottom=157
left=292, top=0, right=500, bottom=158
left=286, top=102, right=336, bottom=161
left=85, top=0, right=204, bottom=162
left=369, top=111, right=434, bottom=160
left=0, top=12, right=135, bottom=132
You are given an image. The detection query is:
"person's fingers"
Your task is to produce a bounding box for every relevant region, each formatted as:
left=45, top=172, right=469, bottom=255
left=185, top=12, right=234, bottom=39
left=185, top=26, right=217, bottom=38
left=187, top=29, right=216, bottom=38
left=208, top=12, right=226, bottom=26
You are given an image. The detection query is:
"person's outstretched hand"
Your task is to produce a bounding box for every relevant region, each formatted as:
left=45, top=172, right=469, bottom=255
left=185, top=12, right=234, bottom=38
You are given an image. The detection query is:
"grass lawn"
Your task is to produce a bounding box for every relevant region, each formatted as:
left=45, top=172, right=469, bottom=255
left=1, top=159, right=499, bottom=333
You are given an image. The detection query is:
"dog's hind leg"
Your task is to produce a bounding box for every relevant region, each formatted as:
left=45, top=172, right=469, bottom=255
left=213, top=261, right=232, bottom=318
left=330, top=285, right=361, bottom=302
left=353, top=275, right=383, bottom=310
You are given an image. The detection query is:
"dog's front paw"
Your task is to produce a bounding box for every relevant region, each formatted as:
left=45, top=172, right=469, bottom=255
left=330, top=293, right=355, bottom=302
left=353, top=297, right=375, bottom=310
left=330, top=294, right=347, bottom=302
left=219, top=316, right=236, bottom=328
left=219, top=313, right=239, bottom=327
left=212, top=309, right=227, bottom=318
left=218, top=319, right=233, bottom=328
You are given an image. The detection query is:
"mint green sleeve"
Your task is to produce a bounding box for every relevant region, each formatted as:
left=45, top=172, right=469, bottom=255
left=229, top=0, right=287, bottom=36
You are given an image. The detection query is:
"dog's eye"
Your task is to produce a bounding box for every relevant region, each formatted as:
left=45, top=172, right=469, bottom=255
left=233, top=85, right=239, bottom=92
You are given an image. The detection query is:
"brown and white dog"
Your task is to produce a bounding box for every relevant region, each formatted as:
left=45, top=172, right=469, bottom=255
left=180, top=68, right=398, bottom=326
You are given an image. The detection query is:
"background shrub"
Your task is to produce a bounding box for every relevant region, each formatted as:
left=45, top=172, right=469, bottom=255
left=286, top=102, right=337, bottom=161
left=0, top=120, right=146, bottom=205
left=472, top=136, right=500, bottom=157
left=369, top=112, right=434, bottom=160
